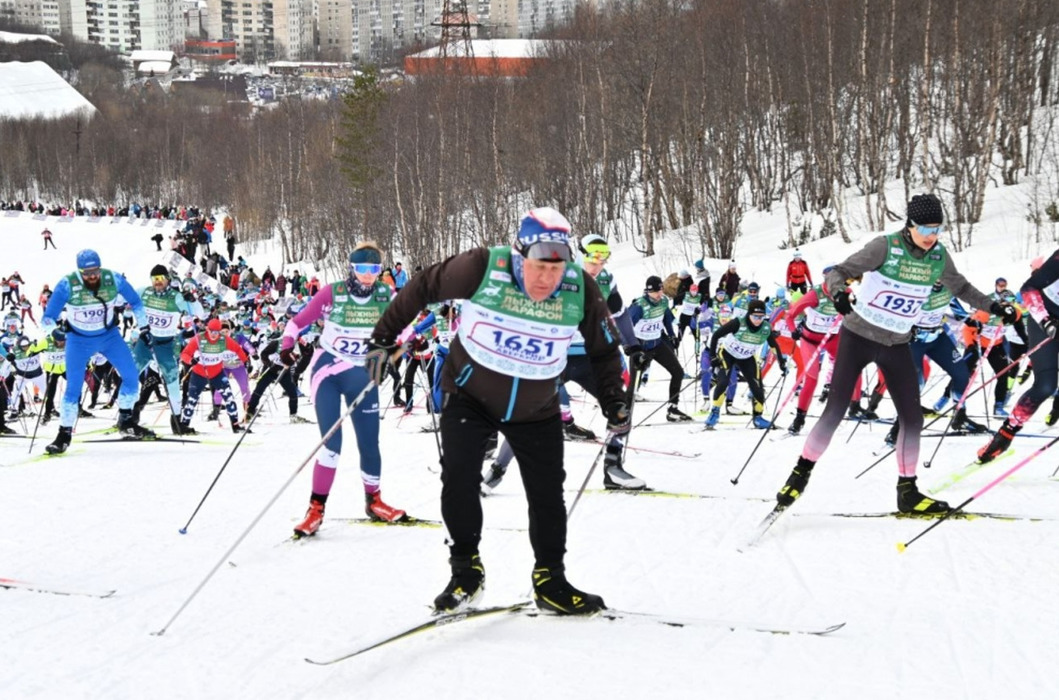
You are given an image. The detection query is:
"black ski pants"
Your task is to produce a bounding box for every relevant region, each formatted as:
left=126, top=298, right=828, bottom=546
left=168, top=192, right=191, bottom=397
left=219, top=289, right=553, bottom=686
left=643, top=340, right=684, bottom=405
left=439, top=391, right=567, bottom=568
left=248, top=365, right=298, bottom=415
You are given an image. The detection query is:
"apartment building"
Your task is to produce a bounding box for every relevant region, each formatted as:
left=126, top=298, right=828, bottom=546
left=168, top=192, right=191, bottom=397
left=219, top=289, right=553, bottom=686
left=204, top=0, right=313, bottom=62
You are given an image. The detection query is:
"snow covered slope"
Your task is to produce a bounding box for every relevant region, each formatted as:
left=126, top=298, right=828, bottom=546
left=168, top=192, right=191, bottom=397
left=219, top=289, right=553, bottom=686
left=2, top=185, right=1059, bottom=700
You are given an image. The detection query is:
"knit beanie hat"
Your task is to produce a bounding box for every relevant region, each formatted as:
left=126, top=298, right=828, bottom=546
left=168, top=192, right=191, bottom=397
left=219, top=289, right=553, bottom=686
left=906, top=194, right=944, bottom=227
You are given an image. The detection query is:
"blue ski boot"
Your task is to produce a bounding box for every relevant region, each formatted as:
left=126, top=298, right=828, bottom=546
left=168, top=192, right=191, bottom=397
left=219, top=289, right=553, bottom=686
left=752, top=414, right=773, bottom=429
left=704, top=406, right=721, bottom=428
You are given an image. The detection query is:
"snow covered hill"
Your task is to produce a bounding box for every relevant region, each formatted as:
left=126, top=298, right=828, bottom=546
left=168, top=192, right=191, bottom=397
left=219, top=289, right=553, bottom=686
left=2, top=187, right=1059, bottom=700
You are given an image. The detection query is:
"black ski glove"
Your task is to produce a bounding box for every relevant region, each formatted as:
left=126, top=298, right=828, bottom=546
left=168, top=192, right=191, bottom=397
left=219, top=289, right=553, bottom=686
left=990, top=302, right=1018, bottom=325
left=364, top=339, right=397, bottom=387
left=139, top=326, right=153, bottom=348
left=625, top=345, right=647, bottom=372
left=279, top=347, right=297, bottom=367
left=832, top=290, right=855, bottom=316
left=1041, top=318, right=1059, bottom=339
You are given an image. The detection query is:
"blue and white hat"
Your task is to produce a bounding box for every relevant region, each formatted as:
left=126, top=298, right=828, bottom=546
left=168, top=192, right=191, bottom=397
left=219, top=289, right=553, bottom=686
left=514, top=207, right=572, bottom=262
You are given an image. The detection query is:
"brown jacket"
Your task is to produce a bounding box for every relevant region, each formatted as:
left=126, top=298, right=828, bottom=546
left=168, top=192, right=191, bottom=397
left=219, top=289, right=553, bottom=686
left=373, top=247, right=625, bottom=423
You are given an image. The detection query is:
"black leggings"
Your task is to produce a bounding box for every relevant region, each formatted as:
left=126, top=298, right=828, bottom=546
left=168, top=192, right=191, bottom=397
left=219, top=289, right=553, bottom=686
left=644, top=341, right=685, bottom=405
left=402, top=357, right=434, bottom=403
left=248, top=365, right=298, bottom=415
left=802, top=327, right=923, bottom=477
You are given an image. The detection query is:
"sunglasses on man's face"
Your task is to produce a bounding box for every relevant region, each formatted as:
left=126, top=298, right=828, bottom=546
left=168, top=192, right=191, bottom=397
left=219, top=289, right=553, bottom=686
left=80, top=267, right=101, bottom=278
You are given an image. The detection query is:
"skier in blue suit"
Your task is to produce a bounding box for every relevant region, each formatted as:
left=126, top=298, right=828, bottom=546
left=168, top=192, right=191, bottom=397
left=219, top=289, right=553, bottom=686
left=41, top=249, right=156, bottom=453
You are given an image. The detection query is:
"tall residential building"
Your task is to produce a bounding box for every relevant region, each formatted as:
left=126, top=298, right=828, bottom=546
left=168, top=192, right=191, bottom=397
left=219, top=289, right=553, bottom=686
left=64, top=0, right=183, bottom=52
left=516, top=0, right=573, bottom=38
left=317, top=0, right=352, bottom=60
left=1, top=0, right=68, bottom=35
left=341, top=0, right=495, bottom=66
left=204, top=0, right=313, bottom=62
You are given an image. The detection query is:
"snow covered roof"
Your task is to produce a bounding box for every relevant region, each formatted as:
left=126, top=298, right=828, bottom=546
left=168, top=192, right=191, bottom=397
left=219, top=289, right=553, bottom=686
left=137, top=60, right=175, bottom=75
left=0, top=61, right=96, bottom=120
left=0, top=30, right=60, bottom=45
left=129, top=50, right=176, bottom=63
left=409, top=39, right=557, bottom=60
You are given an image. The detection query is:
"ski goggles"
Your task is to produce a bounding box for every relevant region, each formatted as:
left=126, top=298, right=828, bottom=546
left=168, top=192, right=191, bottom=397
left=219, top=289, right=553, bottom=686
left=583, top=250, right=610, bottom=264
left=351, top=263, right=383, bottom=275
left=523, top=240, right=572, bottom=262
left=151, top=274, right=168, bottom=283
left=915, top=224, right=942, bottom=236
left=80, top=267, right=101, bottom=279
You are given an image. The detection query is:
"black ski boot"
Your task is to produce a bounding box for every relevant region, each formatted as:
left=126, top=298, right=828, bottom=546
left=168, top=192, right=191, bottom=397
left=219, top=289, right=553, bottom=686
left=847, top=400, right=865, bottom=419
left=434, top=555, right=485, bottom=613
left=171, top=414, right=197, bottom=435
left=819, top=383, right=830, bottom=403
left=667, top=405, right=692, bottom=422
left=0, top=423, right=18, bottom=435
left=562, top=420, right=597, bottom=441
left=862, top=391, right=883, bottom=420
left=977, top=420, right=1020, bottom=463
left=532, top=564, right=606, bottom=615
left=1047, top=396, right=1059, bottom=427
left=602, top=449, right=646, bottom=490
left=952, top=407, right=987, bottom=434
left=45, top=426, right=72, bottom=454
left=118, top=409, right=156, bottom=440
left=897, top=476, right=950, bottom=514
left=207, top=405, right=221, bottom=421
left=788, top=409, right=807, bottom=435
left=884, top=422, right=899, bottom=448
left=777, top=456, right=815, bottom=506
left=481, top=462, right=506, bottom=496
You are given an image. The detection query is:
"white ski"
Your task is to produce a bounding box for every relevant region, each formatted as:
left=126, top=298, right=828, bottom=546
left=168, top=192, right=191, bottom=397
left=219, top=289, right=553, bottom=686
left=0, top=577, right=116, bottom=599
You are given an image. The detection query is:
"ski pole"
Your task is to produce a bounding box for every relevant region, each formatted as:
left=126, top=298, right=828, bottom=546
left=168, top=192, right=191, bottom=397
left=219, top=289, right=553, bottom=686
left=619, top=364, right=643, bottom=465
left=855, top=337, right=1051, bottom=479
left=744, top=370, right=782, bottom=429
left=631, top=375, right=699, bottom=428
left=27, top=388, right=45, bottom=453
left=415, top=369, right=442, bottom=474
left=156, top=379, right=365, bottom=635
left=155, top=344, right=409, bottom=635
left=178, top=366, right=291, bottom=535
left=898, top=432, right=1059, bottom=551
left=730, top=368, right=789, bottom=485
left=568, top=428, right=618, bottom=522
left=770, top=322, right=839, bottom=424
left=923, top=334, right=1000, bottom=469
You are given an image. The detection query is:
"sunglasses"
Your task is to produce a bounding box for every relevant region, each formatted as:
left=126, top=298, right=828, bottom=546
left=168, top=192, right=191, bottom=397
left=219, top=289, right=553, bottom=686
left=916, top=224, right=942, bottom=236
left=584, top=252, right=610, bottom=264
left=151, top=275, right=168, bottom=283
left=80, top=267, right=101, bottom=278
left=749, top=313, right=766, bottom=320
left=351, top=263, right=382, bottom=275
